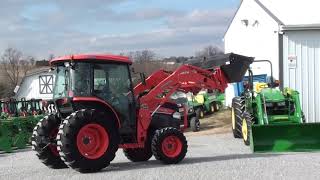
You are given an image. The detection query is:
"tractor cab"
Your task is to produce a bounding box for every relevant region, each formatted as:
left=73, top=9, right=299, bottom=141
left=51, top=55, right=137, bottom=136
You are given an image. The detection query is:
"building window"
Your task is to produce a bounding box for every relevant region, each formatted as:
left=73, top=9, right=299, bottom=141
left=39, top=75, right=53, bottom=94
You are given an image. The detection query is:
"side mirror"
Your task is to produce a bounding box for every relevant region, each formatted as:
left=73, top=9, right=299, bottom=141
left=140, top=73, right=146, bottom=85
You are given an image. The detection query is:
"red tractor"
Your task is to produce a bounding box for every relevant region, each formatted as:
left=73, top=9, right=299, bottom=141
left=32, top=53, right=252, bottom=173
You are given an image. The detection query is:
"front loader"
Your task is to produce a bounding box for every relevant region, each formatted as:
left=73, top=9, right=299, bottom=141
left=232, top=60, right=320, bottom=152
left=31, top=53, right=252, bottom=173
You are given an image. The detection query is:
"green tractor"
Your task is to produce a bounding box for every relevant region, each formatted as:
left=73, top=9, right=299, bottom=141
left=232, top=60, right=320, bottom=152
left=188, top=90, right=224, bottom=119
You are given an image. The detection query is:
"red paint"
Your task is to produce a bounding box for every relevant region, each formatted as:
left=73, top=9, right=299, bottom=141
left=76, top=123, right=109, bottom=160
left=133, top=69, right=171, bottom=96
left=49, top=128, right=59, bottom=156
left=161, top=135, right=182, bottom=158
left=50, top=54, right=131, bottom=65
left=134, top=64, right=230, bottom=142
left=72, top=97, right=121, bottom=128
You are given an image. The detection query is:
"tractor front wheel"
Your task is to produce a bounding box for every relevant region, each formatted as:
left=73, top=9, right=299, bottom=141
left=57, top=109, right=119, bottom=173
left=31, top=114, right=67, bottom=169
left=196, top=108, right=205, bottom=119
left=241, top=112, right=253, bottom=146
left=190, top=116, right=200, bottom=132
left=151, top=127, right=187, bottom=164
left=231, top=97, right=244, bottom=138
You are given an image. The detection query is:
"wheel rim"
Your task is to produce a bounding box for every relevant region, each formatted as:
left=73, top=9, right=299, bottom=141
left=76, top=123, right=109, bottom=160
left=200, top=111, right=204, bottom=118
left=211, top=105, right=215, bottom=112
left=49, top=128, right=59, bottom=156
left=231, top=108, right=235, bottom=130
left=196, top=120, right=200, bottom=130
left=216, top=104, right=219, bottom=110
left=161, top=135, right=182, bottom=158
left=242, top=118, right=248, bottom=141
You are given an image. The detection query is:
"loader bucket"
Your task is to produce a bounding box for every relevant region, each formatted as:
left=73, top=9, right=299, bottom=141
left=251, top=123, right=320, bottom=153
left=220, top=53, right=254, bottom=83
left=185, top=53, right=254, bottom=83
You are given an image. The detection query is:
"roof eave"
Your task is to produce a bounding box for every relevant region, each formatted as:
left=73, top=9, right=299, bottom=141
left=281, top=24, right=320, bottom=31
left=223, top=0, right=244, bottom=38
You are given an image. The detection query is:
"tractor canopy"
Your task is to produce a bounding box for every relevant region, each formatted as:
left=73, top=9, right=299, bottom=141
left=50, top=54, right=132, bottom=65
left=50, top=55, right=135, bottom=126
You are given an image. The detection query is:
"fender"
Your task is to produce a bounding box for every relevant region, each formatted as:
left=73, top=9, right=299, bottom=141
left=72, top=97, right=121, bottom=128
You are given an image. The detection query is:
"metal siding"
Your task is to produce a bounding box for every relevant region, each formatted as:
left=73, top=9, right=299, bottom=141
left=283, top=31, right=320, bottom=122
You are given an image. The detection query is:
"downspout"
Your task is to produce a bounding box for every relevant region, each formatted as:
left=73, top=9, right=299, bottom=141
left=278, top=25, right=284, bottom=90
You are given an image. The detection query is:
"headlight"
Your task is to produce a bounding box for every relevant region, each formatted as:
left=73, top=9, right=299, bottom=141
left=188, top=108, right=194, bottom=113
left=172, top=112, right=181, bottom=120
left=277, top=102, right=286, bottom=106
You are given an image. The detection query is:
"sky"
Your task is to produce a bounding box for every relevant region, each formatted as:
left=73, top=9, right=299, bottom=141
left=0, top=0, right=239, bottom=59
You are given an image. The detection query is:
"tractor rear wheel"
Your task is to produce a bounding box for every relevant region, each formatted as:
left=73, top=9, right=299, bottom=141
left=151, top=127, right=187, bottom=164
left=57, top=109, right=119, bottom=173
left=231, top=97, right=244, bottom=138
left=190, top=116, right=200, bottom=132
left=31, top=114, right=67, bottom=169
left=241, top=112, right=253, bottom=146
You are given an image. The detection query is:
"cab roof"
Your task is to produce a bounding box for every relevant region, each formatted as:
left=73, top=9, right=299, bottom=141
left=50, top=54, right=132, bottom=65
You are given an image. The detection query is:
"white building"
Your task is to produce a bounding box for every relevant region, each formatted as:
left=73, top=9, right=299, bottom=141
left=224, top=0, right=320, bottom=122
left=15, top=68, right=55, bottom=100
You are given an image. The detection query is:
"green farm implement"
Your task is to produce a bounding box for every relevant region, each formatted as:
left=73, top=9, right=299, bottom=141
left=188, top=90, right=225, bottom=119
left=232, top=60, right=320, bottom=152
left=0, top=98, right=44, bottom=152
left=0, top=115, right=44, bottom=152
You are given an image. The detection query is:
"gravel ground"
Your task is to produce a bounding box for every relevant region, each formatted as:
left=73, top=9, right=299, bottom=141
left=1, top=133, right=320, bottom=180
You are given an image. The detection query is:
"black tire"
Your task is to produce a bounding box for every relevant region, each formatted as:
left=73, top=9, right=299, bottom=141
left=209, top=103, right=215, bottom=114
left=214, top=102, right=220, bottom=112
left=231, top=97, right=244, bottom=138
left=123, top=131, right=153, bottom=162
left=190, top=117, right=200, bottom=132
left=196, top=108, right=205, bottom=119
left=151, top=127, right=187, bottom=164
left=57, top=109, right=120, bottom=173
left=241, top=112, right=253, bottom=146
left=31, top=114, right=67, bottom=169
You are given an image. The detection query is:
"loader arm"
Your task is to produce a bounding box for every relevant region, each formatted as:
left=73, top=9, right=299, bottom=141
left=139, top=64, right=229, bottom=115
left=133, top=69, right=171, bottom=97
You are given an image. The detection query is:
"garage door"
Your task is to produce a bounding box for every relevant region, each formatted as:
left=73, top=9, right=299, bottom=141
left=283, top=30, right=320, bottom=122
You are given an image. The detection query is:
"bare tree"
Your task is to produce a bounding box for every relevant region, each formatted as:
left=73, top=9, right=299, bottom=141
left=134, top=50, right=155, bottom=63
left=1, top=48, right=23, bottom=88
left=195, top=45, right=223, bottom=58
left=20, top=56, right=36, bottom=76
left=1, top=48, right=36, bottom=96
